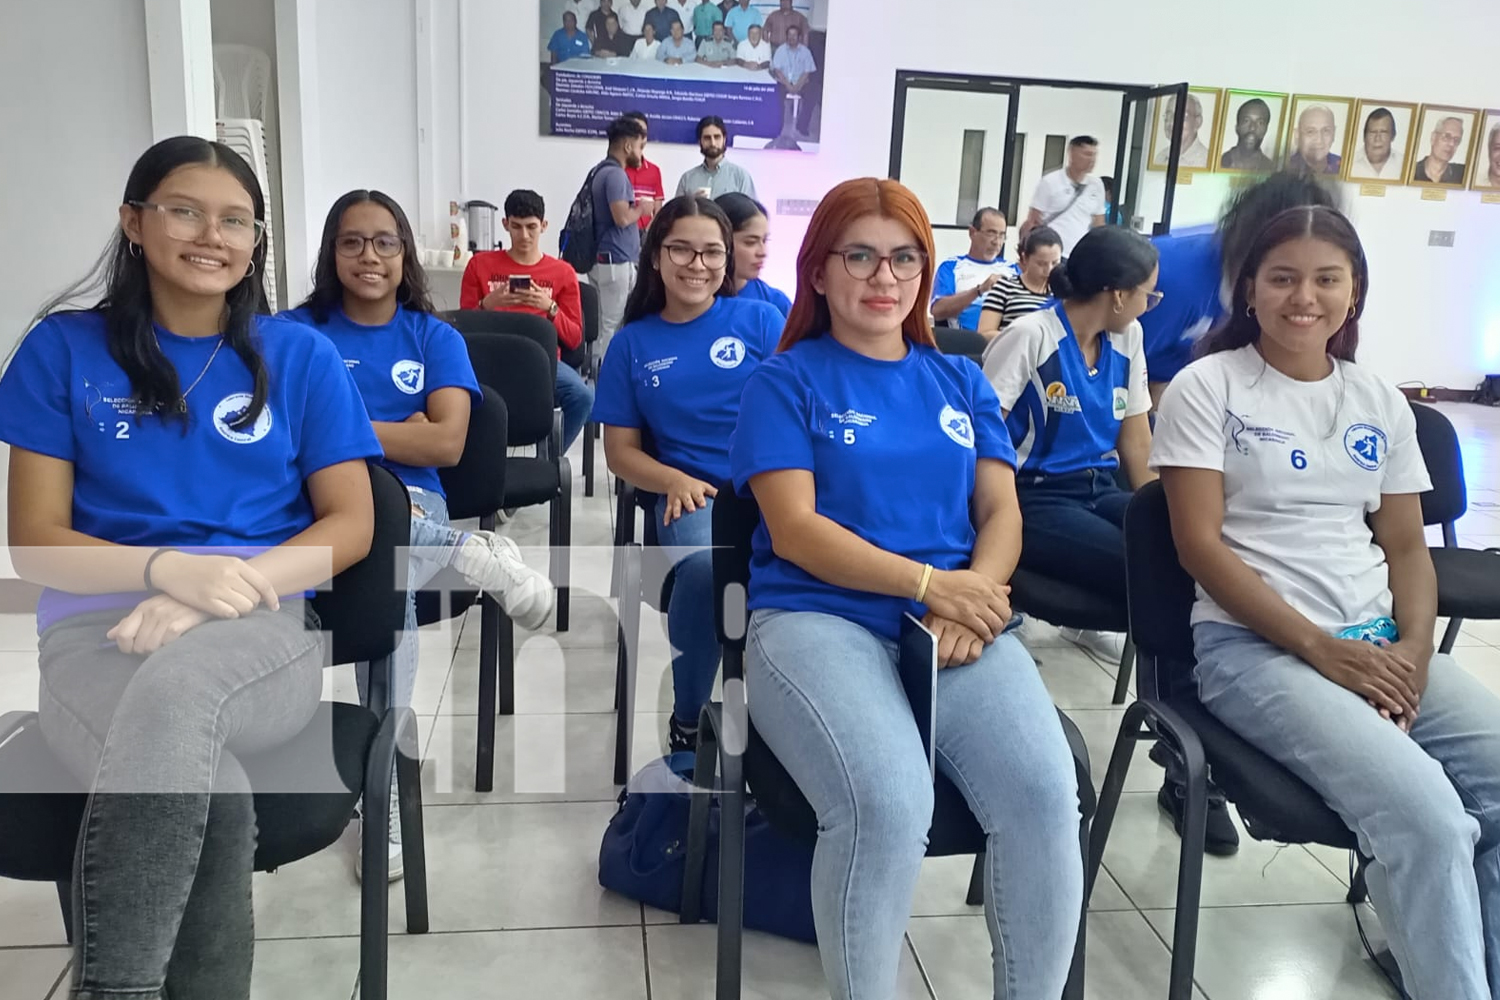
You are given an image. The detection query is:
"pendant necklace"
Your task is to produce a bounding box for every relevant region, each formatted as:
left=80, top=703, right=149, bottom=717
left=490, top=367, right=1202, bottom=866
left=156, top=333, right=225, bottom=415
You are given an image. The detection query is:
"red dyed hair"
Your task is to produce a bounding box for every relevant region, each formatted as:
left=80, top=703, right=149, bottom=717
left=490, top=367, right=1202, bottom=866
left=778, top=177, right=937, bottom=352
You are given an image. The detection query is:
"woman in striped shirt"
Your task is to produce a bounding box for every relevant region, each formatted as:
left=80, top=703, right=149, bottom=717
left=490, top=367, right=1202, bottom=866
left=977, top=225, right=1063, bottom=340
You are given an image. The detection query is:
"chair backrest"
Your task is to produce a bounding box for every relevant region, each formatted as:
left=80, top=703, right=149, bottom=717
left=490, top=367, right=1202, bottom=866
left=446, top=309, right=558, bottom=387
left=711, top=483, right=759, bottom=664
left=578, top=282, right=601, bottom=346
left=310, top=464, right=411, bottom=666
left=462, top=333, right=555, bottom=448
left=1410, top=401, right=1467, bottom=528
left=437, top=385, right=509, bottom=521
left=1123, top=481, right=1198, bottom=701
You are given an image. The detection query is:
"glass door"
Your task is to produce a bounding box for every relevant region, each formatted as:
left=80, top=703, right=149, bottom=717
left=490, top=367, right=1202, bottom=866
left=1117, top=83, right=1188, bottom=236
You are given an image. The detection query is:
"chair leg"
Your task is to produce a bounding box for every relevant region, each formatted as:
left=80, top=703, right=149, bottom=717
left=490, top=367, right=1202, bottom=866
left=55, top=880, right=73, bottom=946
left=1167, top=747, right=1209, bottom=1000
left=360, top=713, right=400, bottom=1000
left=1111, top=633, right=1136, bottom=706
left=1348, top=852, right=1370, bottom=905
left=965, top=852, right=985, bottom=906
left=1063, top=815, right=1088, bottom=1000
left=499, top=610, right=515, bottom=717
left=551, top=463, right=573, bottom=632
left=1439, top=616, right=1463, bottom=655
left=476, top=595, right=499, bottom=794
left=1086, top=701, right=1147, bottom=901
left=396, top=710, right=430, bottom=934
left=583, top=421, right=596, bottom=497
left=716, top=728, right=746, bottom=1000
left=681, top=708, right=721, bottom=925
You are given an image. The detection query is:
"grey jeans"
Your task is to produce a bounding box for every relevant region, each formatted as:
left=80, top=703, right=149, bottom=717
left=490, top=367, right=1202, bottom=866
left=38, top=603, right=324, bottom=1000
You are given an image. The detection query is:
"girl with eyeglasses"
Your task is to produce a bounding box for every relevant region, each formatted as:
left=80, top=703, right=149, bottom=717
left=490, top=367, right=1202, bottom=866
left=982, top=225, right=1160, bottom=665
left=592, top=195, right=783, bottom=753
left=283, top=190, right=554, bottom=878
left=0, top=137, right=382, bottom=999
left=715, top=191, right=792, bottom=317
left=728, top=178, right=1082, bottom=1000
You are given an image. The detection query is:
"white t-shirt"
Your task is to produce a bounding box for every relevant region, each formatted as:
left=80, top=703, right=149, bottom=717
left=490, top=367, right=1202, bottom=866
left=1150, top=345, right=1432, bottom=632
left=1029, top=170, right=1106, bottom=256
left=737, top=38, right=771, bottom=63
left=631, top=37, right=661, bottom=59
left=617, top=0, right=650, bottom=34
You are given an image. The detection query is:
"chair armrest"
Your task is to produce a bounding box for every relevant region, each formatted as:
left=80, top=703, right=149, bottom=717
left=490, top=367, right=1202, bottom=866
left=0, top=711, right=40, bottom=744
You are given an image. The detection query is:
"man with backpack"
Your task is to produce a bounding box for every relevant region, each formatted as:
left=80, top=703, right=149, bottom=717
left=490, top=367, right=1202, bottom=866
left=562, top=116, right=654, bottom=349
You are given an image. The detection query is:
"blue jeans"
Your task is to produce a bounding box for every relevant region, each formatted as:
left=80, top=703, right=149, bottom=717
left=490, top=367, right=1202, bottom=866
left=747, top=609, right=1082, bottom=1000
left=654, top=496, right=719, bottom=726
left=1016, top=469, right=1131, bottom=602
left=1194, top=622, right=1500, bottom=999
left=556, top=360, right=595, bottom=453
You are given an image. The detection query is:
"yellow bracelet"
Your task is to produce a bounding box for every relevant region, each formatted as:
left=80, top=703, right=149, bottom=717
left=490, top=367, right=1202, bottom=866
left=914, top=563, right=934, bottom=604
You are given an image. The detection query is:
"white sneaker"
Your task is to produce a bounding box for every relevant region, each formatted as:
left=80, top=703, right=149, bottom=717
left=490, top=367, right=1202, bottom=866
left=354, top=797, right=404, bottom=883
left=452, top=530, right=554, bottom=630
left=1059, top=627, right=1126, bottom=665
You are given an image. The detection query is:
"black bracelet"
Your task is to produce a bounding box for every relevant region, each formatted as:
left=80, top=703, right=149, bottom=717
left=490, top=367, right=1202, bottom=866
left=143, top=547, right=179, bottom=590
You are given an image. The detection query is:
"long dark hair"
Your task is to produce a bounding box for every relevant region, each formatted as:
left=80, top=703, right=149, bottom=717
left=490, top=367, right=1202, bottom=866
left=1197, top=205, right=1367, bottom=362
left=299, top=189, right=435, bottom=323
left=622, top=196, right=736, bottom=324
left=1048, top=225, right=1158, bottom=301
left=715, top=191, right=768, bottom=231
left=23, top=136, right=270, bottom=428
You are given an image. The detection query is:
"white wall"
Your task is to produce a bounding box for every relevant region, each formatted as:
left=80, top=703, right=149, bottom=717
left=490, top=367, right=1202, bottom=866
left=0, top=0, right=155, bottom=361
left=286, top=0, right=1500, bottom=385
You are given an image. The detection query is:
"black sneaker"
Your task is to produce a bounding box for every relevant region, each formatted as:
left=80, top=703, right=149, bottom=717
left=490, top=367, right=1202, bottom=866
left=668, top=716, right=699, bottom=755
left=1158, top=781, right=1241, bottom=856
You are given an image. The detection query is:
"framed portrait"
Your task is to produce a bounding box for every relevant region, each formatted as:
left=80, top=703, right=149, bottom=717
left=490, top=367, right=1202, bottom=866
left=1216, top=89, right=1288, bottom=174
left=1470, top=109, right=1500, bottom=192
left=1409, top=104, right=1481, bottom=189
left=1345, top=100, right=1418, bottom=184
left=1148, top=86, right=1223, bottom=173
left=1282, top=94, right=1355, bottom=178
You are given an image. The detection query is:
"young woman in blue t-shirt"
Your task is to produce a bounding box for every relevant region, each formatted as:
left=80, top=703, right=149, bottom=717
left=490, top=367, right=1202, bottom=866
left=592, top=195, right=783, bottom=752
left=0, top=137, right=382, bottom=999
left=728, top=178, right=1082, bottom=1000
left=715, top=191, right=793, bottom=316
left=284, top=189, right=554, bottom=877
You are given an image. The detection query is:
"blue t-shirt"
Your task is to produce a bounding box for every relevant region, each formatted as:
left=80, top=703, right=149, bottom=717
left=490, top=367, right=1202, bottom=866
left=592, top=296, right=782, bottom=484
left=982, top=304, right=1150, bottom=477
left=548, top=27, right=592, bottom=62
left=738, top=278, right=792, bottom=317
left=1139, top=230, right=1223, bottom=383
left=280, top=305, right=481, bottom=496
left=0, top=310, right=383, bottom=630
left=729, top=335, right=1013, bottom=641
left=932, top=254, right=1018, bottom=331
left=723, top=3, right=764, bottom=40
left=592, top=158, right=641, bottom=263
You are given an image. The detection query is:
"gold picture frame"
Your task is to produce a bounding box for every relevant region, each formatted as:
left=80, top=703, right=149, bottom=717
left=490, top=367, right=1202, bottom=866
left=1215, top=89, right=1288, bottom=175
left=1409, top=104, right=1481, bottom=190
left=1470, top=109, right=1500, bottom=192
left=1282, top=94, right=1356, bottom=179
left=1147, top=86, right=1224, bottom=174
left=1344, top=100, right=1419, bottom=185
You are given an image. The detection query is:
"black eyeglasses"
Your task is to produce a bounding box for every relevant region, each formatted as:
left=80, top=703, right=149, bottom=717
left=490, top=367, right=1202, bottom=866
left=335, top=234, right=404, bottom=258
left=828, top=247, right=928, bottom=282
left=663, top=243, right=728, bottom=269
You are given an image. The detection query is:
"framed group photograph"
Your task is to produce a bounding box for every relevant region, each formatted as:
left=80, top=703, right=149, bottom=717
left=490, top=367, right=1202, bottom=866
left=1282, top=94, right=1355, bottom=177
left=1471, top=109, right=1500, bottom=192
left=1217, top=89, right=1287, bottom=174
left=1149, top=86, right=1223, bottom=173
left=1345, top=100, right=1418, bottom=184
left=1409, top=104, right=1481, bottom=189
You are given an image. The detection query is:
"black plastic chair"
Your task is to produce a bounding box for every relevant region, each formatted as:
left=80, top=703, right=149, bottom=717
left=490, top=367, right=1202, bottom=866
left=933, top=326, right=988, bottom=367
left=0, top=464, right=428, bottom=1000
left=1087, top=480, right=1370, bottom=1000
left=411, top=386, right=511, bottom=793
left=1010, top=569, right=1137, bottom=703
left=572, top=282, right=603, bottom=497
left=679, top=484, right=1093, bottom=1000
left=1411, top=402, right=1500, bottom=653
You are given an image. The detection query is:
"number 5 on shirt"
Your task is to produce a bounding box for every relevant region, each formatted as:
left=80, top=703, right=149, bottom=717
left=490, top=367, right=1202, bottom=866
left=844, top=428, right=856, bottom=444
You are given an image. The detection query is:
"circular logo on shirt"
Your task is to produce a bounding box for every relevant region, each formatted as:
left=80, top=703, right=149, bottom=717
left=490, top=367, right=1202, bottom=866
left=710, top=337, right=746, bottom=369
left=391, top=360, right=425, bottom=395
left=212, top=392, right=273, bottom=445
left=939, top=404, right=975, bottom=449
left=1112, top=386, right=1129, bottom=420
left=1344, top=423, right=1388, bottom=471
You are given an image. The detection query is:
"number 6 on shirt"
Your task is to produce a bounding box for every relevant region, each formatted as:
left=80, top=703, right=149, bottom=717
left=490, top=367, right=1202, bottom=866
left=1291, top=448, right=1308, bottom=470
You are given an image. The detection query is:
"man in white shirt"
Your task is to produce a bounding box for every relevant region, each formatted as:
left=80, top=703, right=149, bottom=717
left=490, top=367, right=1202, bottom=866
left=1022, top=136, right=1106, bottom=257
left=1152, top=93, right=1209, bottom=169
left=667, top=0, right=696, bottom=35
left=736, top=23, right=771, bottom=69
left=617, top=0, right=649, bottom=36
left=1349, top=107, right=1403, bottom=180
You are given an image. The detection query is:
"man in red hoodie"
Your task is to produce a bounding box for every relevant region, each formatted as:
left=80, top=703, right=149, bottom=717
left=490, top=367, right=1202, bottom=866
left=623, top=111, right=664, bottom=233
left=459, top=189, right=594, bottom=452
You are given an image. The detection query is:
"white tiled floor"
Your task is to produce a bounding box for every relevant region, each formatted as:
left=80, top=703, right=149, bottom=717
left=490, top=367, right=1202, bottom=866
left=3, top=402, right=1500, bottom=998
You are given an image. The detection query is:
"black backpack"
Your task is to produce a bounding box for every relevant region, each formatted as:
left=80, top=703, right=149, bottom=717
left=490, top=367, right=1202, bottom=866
left=560, top=162, right=610, bottom=273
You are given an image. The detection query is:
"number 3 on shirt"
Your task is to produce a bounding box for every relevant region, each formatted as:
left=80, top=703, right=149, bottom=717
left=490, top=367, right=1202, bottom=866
left=1291, top=448, right=1308, bottom=470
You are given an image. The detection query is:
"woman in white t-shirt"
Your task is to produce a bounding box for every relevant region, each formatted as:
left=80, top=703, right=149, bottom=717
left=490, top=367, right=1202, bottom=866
left=1152, top=205, right=1500, bottom=999
left=630, top=22, right=660, bottom=60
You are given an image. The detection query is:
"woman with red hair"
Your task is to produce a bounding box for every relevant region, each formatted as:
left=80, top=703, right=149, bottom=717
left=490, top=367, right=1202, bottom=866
left=728, top=178, right=1082, bottom=999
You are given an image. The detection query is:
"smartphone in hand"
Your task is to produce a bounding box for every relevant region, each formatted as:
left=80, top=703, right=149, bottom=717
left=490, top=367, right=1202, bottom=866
left=508, top=275, right=533, bottom=293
